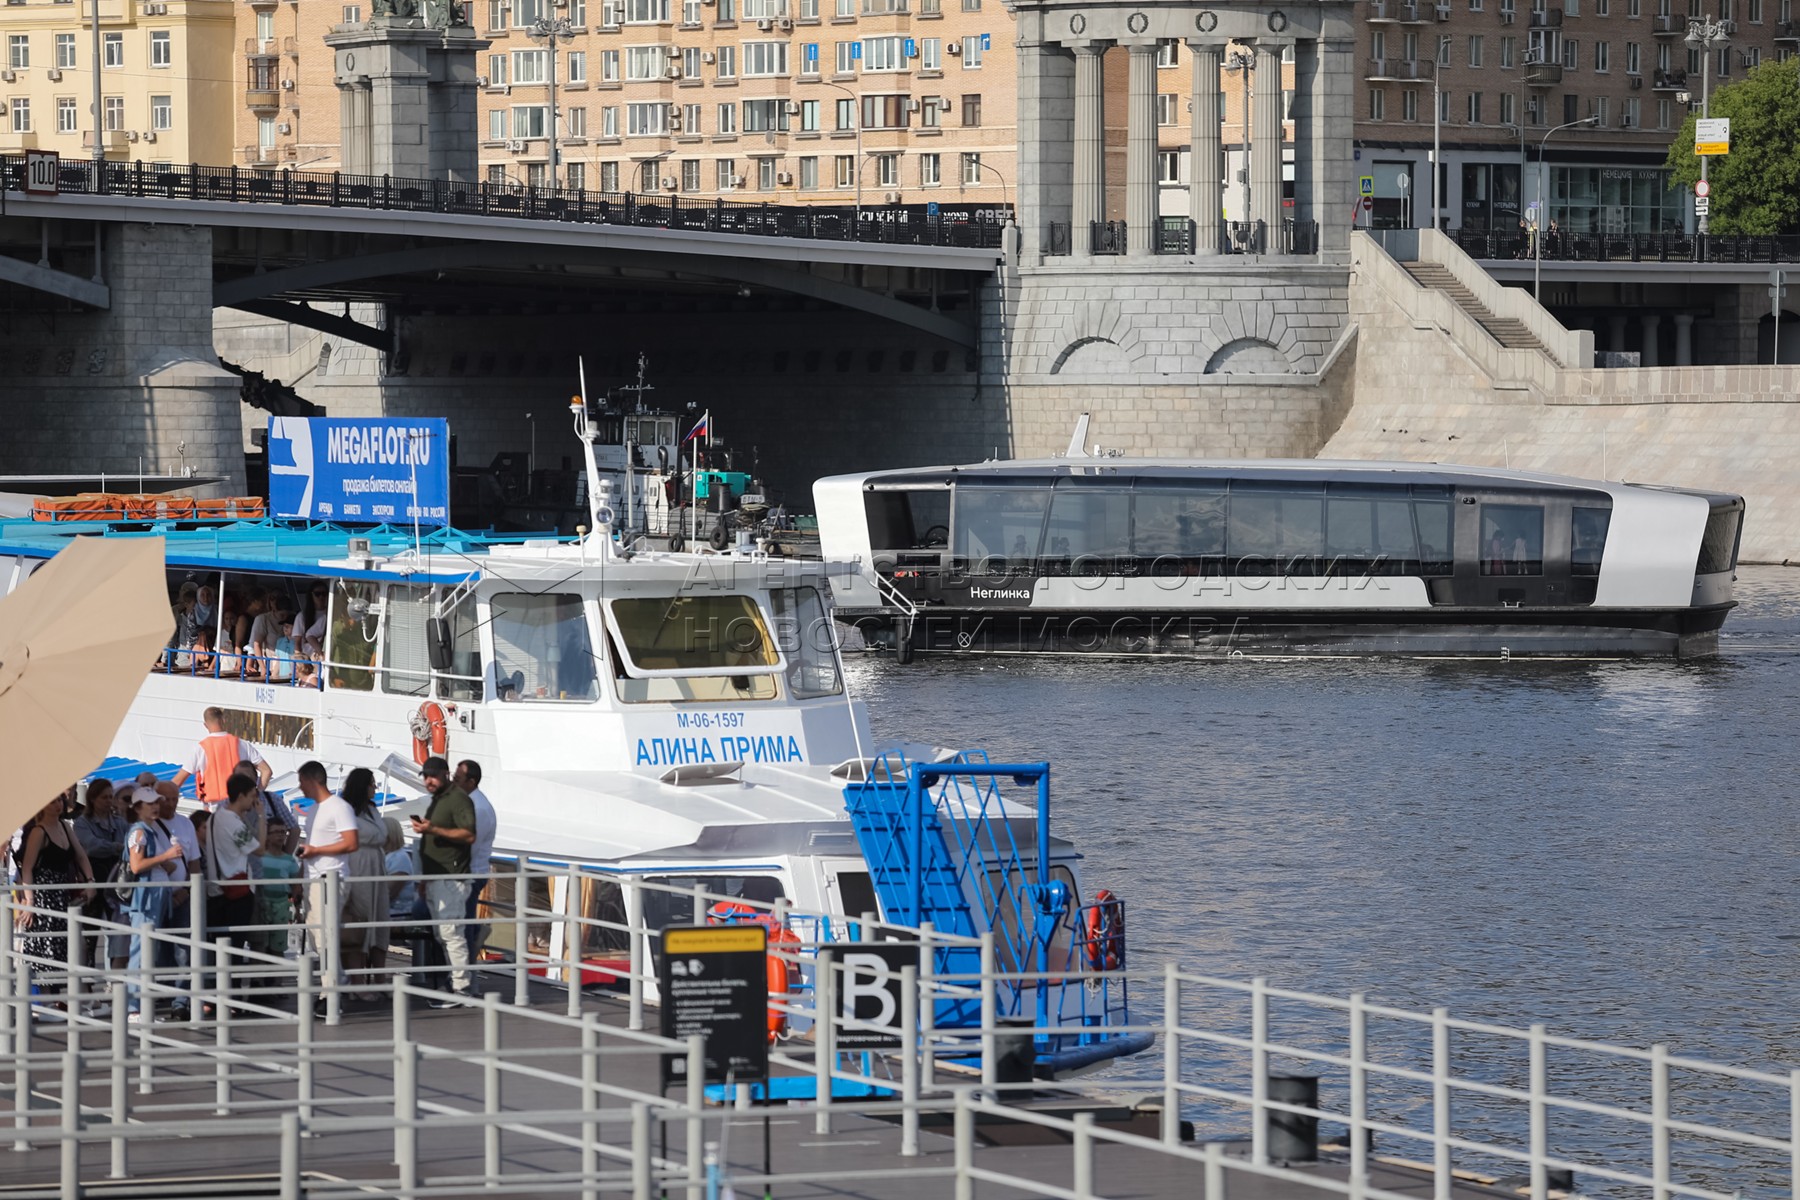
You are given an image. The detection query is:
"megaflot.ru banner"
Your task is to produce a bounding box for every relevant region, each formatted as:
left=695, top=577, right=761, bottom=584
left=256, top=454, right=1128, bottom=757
left=267, top=417, right=451, bottom=527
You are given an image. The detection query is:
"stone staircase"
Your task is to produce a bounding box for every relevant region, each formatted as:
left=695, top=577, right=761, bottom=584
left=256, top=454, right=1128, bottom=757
left=1402, top=262, right=1560, bottom=362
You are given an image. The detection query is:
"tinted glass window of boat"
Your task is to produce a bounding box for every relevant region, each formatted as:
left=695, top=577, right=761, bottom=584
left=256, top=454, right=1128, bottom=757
left=1479, top=504, right=1544, bottom=577
left=1412, top=497, right=1454, bottom=574
left=492, top=592, right=600, bottom=702
left=1226, top=484, right=1325, bottom=571
left=953, top=485, right=1050, bottom=566
left=435, top=590, right=485, bottom=702
left=1697, top=504, right=1742, bottom=574
left=864, top=488, right=950, bottom=552
left=327, top=581, right=378, bottom=692
left=608, top=595, right=780, bottom=703
left=769, top=587, right=843, bottom=698
left=1131, top=487, right=1226, bottom=561
left=642, top=874, right=788, bottom=973
left=1042, top=487, right=1130, bottom=568
left=836, top=870, right=879, bottom=929
left=383, top=584, right=431, bottom=697
left=1325, top=491, right=1421, bottom=574
left=1571, top=507, right=1611, bottom=578
left=579, top=875, right=630, bottom=955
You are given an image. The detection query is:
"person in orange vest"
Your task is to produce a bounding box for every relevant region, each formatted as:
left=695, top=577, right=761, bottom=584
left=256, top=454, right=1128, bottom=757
left=169, top=707, right=273, bottom=806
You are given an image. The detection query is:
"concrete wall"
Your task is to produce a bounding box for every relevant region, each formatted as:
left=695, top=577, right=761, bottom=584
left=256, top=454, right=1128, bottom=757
left=0, top=223, right=242, bottom=493
left=1328, top=233, right=1800, bottom=563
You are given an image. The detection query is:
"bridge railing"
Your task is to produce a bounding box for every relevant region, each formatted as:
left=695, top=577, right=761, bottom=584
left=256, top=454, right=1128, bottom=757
left=0, top=155, right=1009, bottom=252
left=1452, top=226, right=1800, bottom=265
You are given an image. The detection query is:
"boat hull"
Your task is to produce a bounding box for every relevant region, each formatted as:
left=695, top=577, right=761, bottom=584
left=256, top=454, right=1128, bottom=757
left=841, top=603, right=1734, bottom=660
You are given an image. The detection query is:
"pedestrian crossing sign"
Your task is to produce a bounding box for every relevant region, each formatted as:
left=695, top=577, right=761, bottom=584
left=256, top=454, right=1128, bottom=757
left=1359, top=176, right=1374, bottom=197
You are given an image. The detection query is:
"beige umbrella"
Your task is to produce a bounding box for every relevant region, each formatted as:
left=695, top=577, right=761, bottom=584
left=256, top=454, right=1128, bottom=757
left=0, top=536, right=170, bottom=832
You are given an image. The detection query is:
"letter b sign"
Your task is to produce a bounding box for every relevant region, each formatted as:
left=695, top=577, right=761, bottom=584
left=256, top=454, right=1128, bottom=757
left=835, top=944, right=919, bottom=1051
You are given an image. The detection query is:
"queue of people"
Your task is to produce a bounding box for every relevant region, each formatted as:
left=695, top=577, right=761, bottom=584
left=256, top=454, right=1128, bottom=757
left=8, top=722, right=500, bottom=1020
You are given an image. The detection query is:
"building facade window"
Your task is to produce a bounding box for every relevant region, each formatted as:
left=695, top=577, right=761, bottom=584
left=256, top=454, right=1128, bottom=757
left=568, top=106, right=587, bottom=135
left=863, top=35, right=904, bottom=70
left=513, top=104, right=549, bottom=136
left=568, top=51, right=588, bottom=82
left=103, top=95, right=123, bottom=130
left=921, top=37, right=940, bottom=69
left=150, top=30, right=170, bottom=68
left=56, top=95, right=75, bottom=132
left=716, top=101, right=737, bottom=132
left=743, top=97, right=789, bottom=130
left=682, top=158, right=701, bottom=190
left=150, top=94, right=170, bottom=130
left=1156, top=93, right=1176, bottom=124
left=960, top=151, right=980, bottom=184
left=1158, top=150, right=1179, bottom=182
left=798, top=155, right=818, bottom=188
left=9, top=98, right=27, bottom=132
left=1466, top=91, right=1482, bottom=122
left=489, top=108, right=508, bottom=139
left=1595, top=41, right=1610, bottom=71
left=875, top=151, right=898, bottom=185
left=627, top=101, right=667, bottom=134
left=962, top=92, right=980, bottom=125
left=742, top=40, right=788, bottom=75
left=718, top=158, right=737, bottom=189
left=489, top=0, right=508, bottom=28
left=1402, top=88, right=1417, bottom=120
left=835, top=96, right=854, bottom=128
left=601, top=49, right=620, bottom=81
left=758, top=156, right=778, bottom=189
left=103, top=33, right=121, bottom=68
left=683, top=101, right=702, bottom=131
left=625, top=45, right=662, bottom=80
left=54, top=33, right=74, bottom=68
left=7, top=35, right=27, bottom=69
left=716, top=45, right=736, bottom=76
left=488, top=53, right=508, bottom=85
left=639, top=159, right=658, bottom=190
left=1501, top=36, right=1515, bottom=66
left=515, top=48, right=549, bottom=82
left=800, top=98, right=819, bottom=129
left=1370, top=88, right=1386, bottom=120
left=962, top=34, right=984, bottom=66
left=1469, top=34, right=1483, bottom=66
left=920, top=151, right=939, bottom=184
left=834, top=153, right=853, bottom=186
left=625, top=0, right=671, bottom=21
left=835, top=41, right=856, bottom=73
left=601, top=160, right=619, bottom=190
left=566, top=161, right=585, bottom=190
left=602, top=105, right=619, bottom=136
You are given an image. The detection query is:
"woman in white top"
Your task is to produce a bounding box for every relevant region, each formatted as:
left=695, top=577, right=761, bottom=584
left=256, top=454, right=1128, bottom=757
left=248, top=598, right=292, bottom=681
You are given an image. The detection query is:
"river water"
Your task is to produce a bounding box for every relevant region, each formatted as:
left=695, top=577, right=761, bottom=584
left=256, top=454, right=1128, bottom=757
left=843, top=565, right=1800, bottom=1192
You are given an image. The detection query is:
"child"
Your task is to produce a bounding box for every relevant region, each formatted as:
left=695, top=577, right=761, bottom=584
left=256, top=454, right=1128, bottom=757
left=254, top=825, right=302, bottom=958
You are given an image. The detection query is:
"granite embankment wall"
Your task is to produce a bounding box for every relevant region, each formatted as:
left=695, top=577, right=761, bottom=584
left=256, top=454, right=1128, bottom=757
left=1323, top=233, right=1800, bottom=564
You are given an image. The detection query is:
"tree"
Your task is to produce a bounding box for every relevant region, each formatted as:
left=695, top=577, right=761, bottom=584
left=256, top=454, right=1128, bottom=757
left=1664, top=59, right=1800, bottom=235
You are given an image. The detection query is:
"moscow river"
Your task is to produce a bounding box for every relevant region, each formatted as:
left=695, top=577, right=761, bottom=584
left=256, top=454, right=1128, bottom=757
left=845, top=565, right=1800, bottom=1186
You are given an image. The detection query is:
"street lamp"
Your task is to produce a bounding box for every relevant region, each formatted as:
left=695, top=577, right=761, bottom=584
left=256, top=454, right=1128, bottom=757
left=1685, top=13, right=1730, bottom=235
left=87, top=0, right=102, bottom=169
left=1535, top=115, right=1598, bottom=300
left=527, top=14, right=576, bottom=189
left=818, top=79, right=865, bottom=226
left=1224, top=50, right=1254, bottom=231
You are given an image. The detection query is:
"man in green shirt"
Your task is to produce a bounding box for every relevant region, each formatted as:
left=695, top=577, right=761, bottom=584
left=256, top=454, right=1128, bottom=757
left=411, top=757, right=477, bottom=1004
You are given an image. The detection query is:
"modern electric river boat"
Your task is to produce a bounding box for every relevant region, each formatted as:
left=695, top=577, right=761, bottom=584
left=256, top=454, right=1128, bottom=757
left=814, top=452, right=1745, bottom=659
left=0, top=402, right=1147, bottom=1077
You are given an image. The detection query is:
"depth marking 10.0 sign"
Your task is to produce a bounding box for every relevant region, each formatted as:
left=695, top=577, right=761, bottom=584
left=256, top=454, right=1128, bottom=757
left=659, top=925, right=770, bottom=1088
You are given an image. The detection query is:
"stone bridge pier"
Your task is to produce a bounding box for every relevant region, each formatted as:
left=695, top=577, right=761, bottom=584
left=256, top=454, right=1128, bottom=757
left=0, top=221, right=243, bottom=492
left=993, top=0, right=1359, bottom=459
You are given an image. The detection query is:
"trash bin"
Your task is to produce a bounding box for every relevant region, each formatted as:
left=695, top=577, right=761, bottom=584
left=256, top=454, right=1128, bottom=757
left=1266, top=1073, right=1319, bottom=1163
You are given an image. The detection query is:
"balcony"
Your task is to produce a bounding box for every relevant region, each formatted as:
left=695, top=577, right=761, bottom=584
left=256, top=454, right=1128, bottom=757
left=1396, top=2, right=1432, bottom=21
left=82, top=130, right=124, bottom=152
left=1366, top=57, right=1424, bottom=80
left=1367, top=0, right=1399, bottom=20
left=243, top=143, right=277, bottom=165
left=1528, top=7, right=1563, bottom=26
left=0, top=130, right=38, bottom=153
left=246, top=56, right=280, bottom=107
left=1778, top=18, right=1800, bottom=41
left=1652, top=68, right=1688, bottom=89
left=1653, top=13, right=1684, bottom=35
left=1524, top=59, right=1564, bottom=84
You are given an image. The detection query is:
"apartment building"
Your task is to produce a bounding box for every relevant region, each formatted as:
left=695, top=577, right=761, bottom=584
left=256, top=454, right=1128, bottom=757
left=0, top=0, right=233, bottom=165
left=1356, top=0, right=1794, bottom=232
left=231, top=0, right=351, bottom=168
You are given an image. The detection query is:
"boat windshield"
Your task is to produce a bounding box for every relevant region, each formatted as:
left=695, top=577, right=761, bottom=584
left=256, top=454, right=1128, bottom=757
left=607, top=594, right=781, bottom=703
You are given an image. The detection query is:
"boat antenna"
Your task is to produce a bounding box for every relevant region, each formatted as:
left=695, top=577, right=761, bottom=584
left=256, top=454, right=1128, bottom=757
left=574, top=356, right=606, bottom=539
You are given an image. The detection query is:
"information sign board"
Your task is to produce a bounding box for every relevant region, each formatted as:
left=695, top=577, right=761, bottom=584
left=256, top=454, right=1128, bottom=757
left=1359, top=175, right=1374, bottom=197
left=266, top=416, right=451, bottom=527
left=1694, top=197, right=1711, bottom=216
left=1695, top=117, right=1730, bottom=156
left=833, top=943, right=921, bottom=1051
left=659, top=925, right=770, bottom=1088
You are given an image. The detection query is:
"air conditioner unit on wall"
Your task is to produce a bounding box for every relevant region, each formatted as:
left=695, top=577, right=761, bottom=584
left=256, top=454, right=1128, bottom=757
left=666, top=64, right=682, bottom=77
left=1, top=70, right=16, bottom=83
left=776, top=170, right=792, bottom=183
left=663, top=175, right=677, bottom=188
left=276, top=122, right=291, bottom=134
left=142, top=130, right=156, bottom=142
left=702, top=50, right=715, bottom=62
left=507, top=137, right=525, bottom=150
left=757, top=17, right=772, bottom=28
left=946, top=41, right=961, bottom=54
left=778, top=17, right=793, bottom=28
left=125, top=129, right=139, bottom=141
left=46, top=68, right=61, bottom=81
left=281, top=78, right=295, bottom=89
left=667, top=44, right=682, bottom=57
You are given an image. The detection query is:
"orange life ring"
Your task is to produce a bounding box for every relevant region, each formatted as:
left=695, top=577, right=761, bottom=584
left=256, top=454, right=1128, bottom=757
left=1084, top=888, right=1125, bottom=972
left=708, top=900, right=799, bottom=1043
left=409, top=701, right=449, bottom=765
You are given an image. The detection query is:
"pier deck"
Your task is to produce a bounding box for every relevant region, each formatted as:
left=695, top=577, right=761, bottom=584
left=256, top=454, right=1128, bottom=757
left=0, top=979, right=1518, bottom=1200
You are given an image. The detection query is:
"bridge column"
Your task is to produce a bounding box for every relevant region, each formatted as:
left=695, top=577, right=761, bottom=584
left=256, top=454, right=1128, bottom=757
left=1071, top=44, right=1107, bottom=256
left=1189, top=43, right=1225, bottom=256
left=327, top=12, right=489, bottom=183
left=1251, top=40, right=1287, bottom=249
left=1674, top=313, right=1695, bottom=366
left=1016, top=24, right=1074, bottom=265
left=1607, top=314, right=1628, bottom=352
left=1641, top=313, right=1662, bottom=367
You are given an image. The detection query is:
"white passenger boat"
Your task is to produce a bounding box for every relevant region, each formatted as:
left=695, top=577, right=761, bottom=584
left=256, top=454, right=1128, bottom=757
left=0, top=400, right=1146, bottom=1078
left=814, top=449, right=1745, bottom=659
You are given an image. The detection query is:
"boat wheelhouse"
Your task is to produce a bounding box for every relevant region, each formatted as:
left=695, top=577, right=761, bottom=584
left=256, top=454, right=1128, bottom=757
left=814, top=458, right=1745, bottom=658
left=0, top=506, right=1145, bottom=1075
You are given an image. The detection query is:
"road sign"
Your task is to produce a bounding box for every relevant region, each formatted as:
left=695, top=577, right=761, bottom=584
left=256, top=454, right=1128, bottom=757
left=24, top=150, right=58, bottom=196
left=833, top=943, right=920, bottom=1051
left=1694, top=179, right=1711, bottom=198
left=1695, top=117, right=1730, bottom=156
left=1694, top=197, right=1711, bottom=216
left=1770, top=268, right=1787, bottom=303
left=1359, top=175, right=1374, bottom=197
left=658, top=925, right=770, bottom=1088
left=1361, top=196, right=1374, bottom=211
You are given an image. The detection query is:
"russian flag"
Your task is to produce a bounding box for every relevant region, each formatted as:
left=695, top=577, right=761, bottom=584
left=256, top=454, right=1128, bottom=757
left=683, top=413, right=710, bottom=443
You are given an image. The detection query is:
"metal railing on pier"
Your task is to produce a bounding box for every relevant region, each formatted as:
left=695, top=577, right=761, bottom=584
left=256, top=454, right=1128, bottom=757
left=0, top=155, right=1009, bottom=252
left=3, top=870, right=1797, bottom=1199
left=1453, top=227, right=1800, bottom=265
